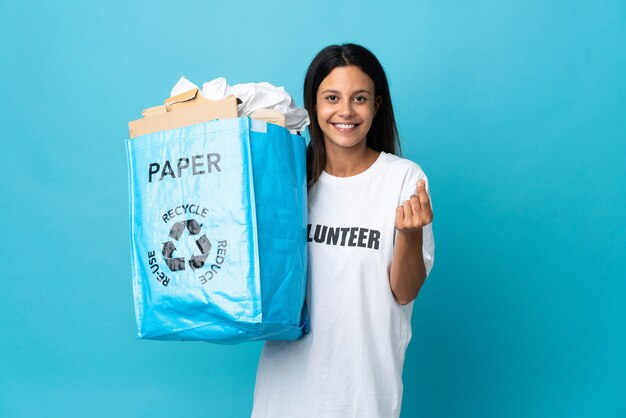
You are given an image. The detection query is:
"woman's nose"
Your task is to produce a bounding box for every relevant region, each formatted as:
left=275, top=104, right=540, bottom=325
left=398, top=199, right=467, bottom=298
left=339, top=101, right=355, bottom=118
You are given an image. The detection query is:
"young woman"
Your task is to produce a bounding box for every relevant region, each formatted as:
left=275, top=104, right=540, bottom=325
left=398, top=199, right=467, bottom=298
left=252, top=43, right=435, bottom=418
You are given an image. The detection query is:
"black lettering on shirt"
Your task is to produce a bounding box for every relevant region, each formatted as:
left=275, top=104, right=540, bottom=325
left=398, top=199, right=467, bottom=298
left=326, top=227, right=340, bottom=245
left=368, top=229, right=380, bottom=250
left=348, top=227, right=358, bottom=246
left=307, top=224, right=381, bottom=250
left=340, top=227, right=350, bottom=245
left=313, top=225, right=327, bottom=243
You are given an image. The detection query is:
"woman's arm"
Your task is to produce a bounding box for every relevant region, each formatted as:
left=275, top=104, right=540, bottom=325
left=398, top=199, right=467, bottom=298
left=389, top=179, right=433, bottom=305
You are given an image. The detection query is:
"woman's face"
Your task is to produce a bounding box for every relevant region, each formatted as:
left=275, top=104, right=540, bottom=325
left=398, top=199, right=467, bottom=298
left=316, top=65, right=381, bottom=153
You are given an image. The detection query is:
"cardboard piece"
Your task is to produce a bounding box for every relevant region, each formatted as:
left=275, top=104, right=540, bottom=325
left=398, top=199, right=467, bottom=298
left=128, top=88, right=239, bottom=139
left=249, top=108, right=286, bottom=127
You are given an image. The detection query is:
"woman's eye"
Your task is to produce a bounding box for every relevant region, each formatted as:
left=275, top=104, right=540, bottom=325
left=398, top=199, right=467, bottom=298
left=325, top=95, right=338, bottom=102
left=354, top=96, right=367, bottom=102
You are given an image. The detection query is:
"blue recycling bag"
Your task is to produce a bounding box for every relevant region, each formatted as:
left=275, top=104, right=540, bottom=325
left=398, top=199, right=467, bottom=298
left=126, top=117, right=308, bottom=343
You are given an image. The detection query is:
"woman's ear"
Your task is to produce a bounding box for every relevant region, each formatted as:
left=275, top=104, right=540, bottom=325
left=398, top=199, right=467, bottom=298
left=374, top=96, right=383, bottom=116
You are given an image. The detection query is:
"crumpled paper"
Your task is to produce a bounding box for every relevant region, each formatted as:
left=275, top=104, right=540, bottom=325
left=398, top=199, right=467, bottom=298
left=171, top=76, right=310, bottom=132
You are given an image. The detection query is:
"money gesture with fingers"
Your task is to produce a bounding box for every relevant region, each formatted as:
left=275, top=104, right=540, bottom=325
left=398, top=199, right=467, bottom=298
left=395, top=179, right=433, bottom=233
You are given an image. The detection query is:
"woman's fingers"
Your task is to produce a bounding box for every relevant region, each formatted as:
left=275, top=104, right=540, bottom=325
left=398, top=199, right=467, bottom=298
left=417, top=180, right=433, bottom=223
left=396, top=179, right=434, bottom=230
left=395, top=205, right=405, bottom=224
left=403, top=200, right=414, bottom=221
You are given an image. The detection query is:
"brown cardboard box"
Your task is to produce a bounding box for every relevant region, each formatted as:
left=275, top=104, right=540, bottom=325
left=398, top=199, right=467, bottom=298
left=128, top=88, right=239, bottom=139
left=249, top=108, right=286, bottom=127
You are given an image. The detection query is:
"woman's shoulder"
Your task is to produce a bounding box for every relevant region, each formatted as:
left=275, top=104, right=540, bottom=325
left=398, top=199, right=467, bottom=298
left=378, top=152, right=431, bottom=201
left=380, top=152, right=427, bottom=178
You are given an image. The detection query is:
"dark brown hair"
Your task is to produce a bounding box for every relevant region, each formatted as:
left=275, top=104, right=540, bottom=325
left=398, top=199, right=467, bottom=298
left=304, top=43, right=400, bottom=188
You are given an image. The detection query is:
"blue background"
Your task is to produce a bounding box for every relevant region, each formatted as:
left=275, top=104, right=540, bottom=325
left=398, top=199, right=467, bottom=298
left=1, top=0, right=625, bottom=417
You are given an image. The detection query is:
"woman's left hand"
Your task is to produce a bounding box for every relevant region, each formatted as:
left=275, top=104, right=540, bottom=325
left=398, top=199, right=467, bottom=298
left=395, top=179, right=433, bottom=233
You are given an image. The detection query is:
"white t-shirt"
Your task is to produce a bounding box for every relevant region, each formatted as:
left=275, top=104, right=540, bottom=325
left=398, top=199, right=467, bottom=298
left=251, top=152, right=435, bottom=418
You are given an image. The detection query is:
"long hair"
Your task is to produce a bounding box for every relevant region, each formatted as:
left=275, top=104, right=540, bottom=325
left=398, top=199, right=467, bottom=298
left=303, top=43, right=400, bottom=188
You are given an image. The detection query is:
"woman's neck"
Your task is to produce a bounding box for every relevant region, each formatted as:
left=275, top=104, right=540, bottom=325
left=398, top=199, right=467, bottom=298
left=324, top=144, right=381, bottom=178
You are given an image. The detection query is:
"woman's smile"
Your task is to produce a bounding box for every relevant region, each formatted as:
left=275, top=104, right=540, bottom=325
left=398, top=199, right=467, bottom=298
left=330, top=122, right=360, bottom=132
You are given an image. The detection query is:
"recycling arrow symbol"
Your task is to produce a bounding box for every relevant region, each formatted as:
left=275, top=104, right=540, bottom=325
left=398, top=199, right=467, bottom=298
left=162, top=219, right=212, bottom=272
